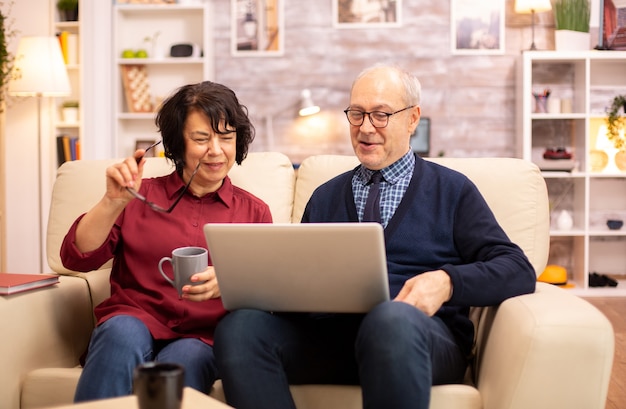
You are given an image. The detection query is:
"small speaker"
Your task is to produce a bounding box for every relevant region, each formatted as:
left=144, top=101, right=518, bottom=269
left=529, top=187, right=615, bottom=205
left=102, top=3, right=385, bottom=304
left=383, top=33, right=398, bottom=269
left=170, top=43, right=201, bottom=58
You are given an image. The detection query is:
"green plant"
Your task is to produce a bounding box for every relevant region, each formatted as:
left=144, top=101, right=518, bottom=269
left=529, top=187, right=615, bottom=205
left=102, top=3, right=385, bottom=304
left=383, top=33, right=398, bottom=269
left=62, top=100, right=79, bottom=108
left=0, top=1, right=15, bottom=112
left=56, top=0, right=78, bottom=11
left=552, top=0, right=591, bottom=33
left=606, top=95, right=626, bottom=150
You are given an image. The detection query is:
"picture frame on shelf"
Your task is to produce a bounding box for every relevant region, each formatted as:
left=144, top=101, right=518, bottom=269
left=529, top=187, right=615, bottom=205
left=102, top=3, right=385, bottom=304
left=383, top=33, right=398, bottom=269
left=135, top=140, right=158, bottom=156
left=450, top=0, right=505, bottom=55
left=598, top=0, right=626, bottom=50
left=332, top=0, right=401, bottom=28
left=231, top=0, right=284, bottom=57
left=115, top=0, right=176, bottom=4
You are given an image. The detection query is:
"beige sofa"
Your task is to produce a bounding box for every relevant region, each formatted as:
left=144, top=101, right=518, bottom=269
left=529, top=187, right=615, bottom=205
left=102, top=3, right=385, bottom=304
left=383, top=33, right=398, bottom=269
left=1, top=152, right=614, bottom=409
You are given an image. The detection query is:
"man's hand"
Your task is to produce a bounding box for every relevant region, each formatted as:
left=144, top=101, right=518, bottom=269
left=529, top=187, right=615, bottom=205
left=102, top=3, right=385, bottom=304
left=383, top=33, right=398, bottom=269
left=394, top=269, right=452, bottom=316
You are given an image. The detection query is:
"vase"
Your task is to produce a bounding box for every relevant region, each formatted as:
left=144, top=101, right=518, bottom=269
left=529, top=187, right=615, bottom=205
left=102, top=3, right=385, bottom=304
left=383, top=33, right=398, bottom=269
left=59, top=8, right=78, bottom=22
left=62, top=107, right=79, bottom=124
left=555, top=30, right=590, bottom=52
left=615, top=150, right=626, bottom=171
left=533, top=94, right=548, bottom=113
left=556, top=209, right=574, bottom=230
left=589, top=150, right=609, bottom=172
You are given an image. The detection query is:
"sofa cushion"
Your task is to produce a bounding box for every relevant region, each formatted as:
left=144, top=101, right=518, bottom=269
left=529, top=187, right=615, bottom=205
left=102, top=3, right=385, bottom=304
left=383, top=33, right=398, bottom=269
left=21, top=367, right=81, bottom=409
left=293, top=155, right=360, bottom=223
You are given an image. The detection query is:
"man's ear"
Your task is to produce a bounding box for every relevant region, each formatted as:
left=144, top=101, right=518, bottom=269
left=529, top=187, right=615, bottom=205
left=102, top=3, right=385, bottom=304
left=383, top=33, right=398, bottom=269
left=408, top=105, right=421, bottom=135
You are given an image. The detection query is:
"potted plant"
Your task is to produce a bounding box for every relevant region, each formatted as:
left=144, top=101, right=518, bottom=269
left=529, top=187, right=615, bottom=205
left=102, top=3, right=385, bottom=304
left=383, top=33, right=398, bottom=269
left=551, top=0, right=591, bottom=51
left=61, top=100, right=79, bottom=123
left=606, top=95, right=626, bottom=150
left=57, top=0, right=78, bottom=22
left=0, top=1, right=15, bottom=111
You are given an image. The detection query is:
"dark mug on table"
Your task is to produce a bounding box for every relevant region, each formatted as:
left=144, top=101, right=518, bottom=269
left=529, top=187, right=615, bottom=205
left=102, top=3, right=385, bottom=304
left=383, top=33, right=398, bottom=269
left=133, top=362, right=184, bottom=409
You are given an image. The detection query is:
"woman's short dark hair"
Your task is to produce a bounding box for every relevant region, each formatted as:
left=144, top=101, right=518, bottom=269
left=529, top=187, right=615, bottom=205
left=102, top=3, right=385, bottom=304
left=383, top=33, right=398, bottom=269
left=155, top=81, right=255, bottom=172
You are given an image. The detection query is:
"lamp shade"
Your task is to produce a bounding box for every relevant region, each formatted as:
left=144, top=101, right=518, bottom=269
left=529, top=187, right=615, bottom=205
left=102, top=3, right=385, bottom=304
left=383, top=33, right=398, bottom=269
left=514, top=0, right=552, bottom=13
left=9, top=36, right=71, bottom=97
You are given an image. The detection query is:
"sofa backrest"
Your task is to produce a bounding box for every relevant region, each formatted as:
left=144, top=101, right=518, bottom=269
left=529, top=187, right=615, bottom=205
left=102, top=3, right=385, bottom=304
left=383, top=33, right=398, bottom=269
left=47, top=152, right=295, bottom=276
left=47, top=153, right=549, bottom=277
left=294, top=155, right=549, bottom=276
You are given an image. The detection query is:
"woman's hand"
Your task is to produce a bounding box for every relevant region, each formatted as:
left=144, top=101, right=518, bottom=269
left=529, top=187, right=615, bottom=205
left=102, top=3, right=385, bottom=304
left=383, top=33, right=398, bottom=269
left=181, top=266, right=221, bottom=302
left=74, top=148, right=148, bottom=253
left=103, top=149, right=148, bottom=205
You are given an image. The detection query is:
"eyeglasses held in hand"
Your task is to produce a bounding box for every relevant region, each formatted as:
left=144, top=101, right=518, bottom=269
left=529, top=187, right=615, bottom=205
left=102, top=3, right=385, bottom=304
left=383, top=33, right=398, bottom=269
left=343, top=105, right=415, bottom=128
left=125, top=140, right=201, bottom=213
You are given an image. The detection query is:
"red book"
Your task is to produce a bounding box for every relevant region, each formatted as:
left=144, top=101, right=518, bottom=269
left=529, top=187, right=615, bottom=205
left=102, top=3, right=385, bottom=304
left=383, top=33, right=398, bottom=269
left=0, top=273, right=59, bottom=295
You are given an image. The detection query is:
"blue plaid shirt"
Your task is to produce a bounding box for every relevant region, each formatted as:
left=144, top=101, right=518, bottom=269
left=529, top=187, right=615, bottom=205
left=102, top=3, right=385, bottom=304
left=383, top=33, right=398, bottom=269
left=353, top=151, right=415, bottom=227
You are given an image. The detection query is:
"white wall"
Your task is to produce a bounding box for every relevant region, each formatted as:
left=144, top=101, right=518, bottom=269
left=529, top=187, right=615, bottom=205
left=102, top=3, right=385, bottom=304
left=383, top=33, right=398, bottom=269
left=4, top=0, right=53, bottom=274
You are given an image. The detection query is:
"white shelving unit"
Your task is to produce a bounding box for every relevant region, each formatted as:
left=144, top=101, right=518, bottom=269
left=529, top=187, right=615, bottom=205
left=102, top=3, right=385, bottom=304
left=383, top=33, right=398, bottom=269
left=53, top=4, right=82, bottom=165
left=516, top=50, right=626, bottom=296
left=112, top=2, right=214, bottom=158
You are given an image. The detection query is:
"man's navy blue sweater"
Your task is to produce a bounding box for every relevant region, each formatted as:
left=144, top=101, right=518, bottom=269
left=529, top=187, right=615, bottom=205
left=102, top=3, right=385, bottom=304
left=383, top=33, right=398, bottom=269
left=301, top=155, right=536, bottom=355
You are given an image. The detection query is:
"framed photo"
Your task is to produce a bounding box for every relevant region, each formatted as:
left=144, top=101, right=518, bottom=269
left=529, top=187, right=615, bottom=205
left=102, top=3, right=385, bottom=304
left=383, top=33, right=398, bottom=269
left=231, top=0, right=284, bottom=57
left=135, top=140, right=157, bottom=157
left=333, top=0, right=402, bottom=28
left=450, top=0, right=505, bottom=55
left=599, top=0, right=626, bottom=50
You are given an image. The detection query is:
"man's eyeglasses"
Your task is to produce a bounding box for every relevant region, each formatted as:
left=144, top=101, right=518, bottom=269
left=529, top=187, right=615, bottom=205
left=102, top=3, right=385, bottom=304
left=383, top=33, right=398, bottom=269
left=125, top=140, right=201, bottom=213
left=343, top=105, right=415, bottom=128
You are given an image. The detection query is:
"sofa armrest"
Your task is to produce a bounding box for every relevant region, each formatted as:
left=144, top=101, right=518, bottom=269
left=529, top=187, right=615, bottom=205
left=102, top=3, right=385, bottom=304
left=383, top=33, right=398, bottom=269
left=0, top=275, right=94, bottom=409
left=476, top=282, right=614, bottom=409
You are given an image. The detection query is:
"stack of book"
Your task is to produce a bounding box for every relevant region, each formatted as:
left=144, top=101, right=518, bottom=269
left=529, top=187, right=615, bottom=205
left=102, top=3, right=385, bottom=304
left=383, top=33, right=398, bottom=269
left=56, top=31, right=78, bottom=66
left=57, top=135, right=80, bottom=166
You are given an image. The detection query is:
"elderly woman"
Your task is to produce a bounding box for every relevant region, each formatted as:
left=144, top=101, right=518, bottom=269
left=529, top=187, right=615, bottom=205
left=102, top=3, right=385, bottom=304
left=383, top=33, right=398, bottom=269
left=61, top=81, right=272, bottom=402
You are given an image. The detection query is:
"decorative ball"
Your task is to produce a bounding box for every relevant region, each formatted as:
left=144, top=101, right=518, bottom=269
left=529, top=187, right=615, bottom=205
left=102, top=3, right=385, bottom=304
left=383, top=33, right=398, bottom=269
left=589, top=150, right=608, bottom=172
left=607, top=219, right=624, bottom=230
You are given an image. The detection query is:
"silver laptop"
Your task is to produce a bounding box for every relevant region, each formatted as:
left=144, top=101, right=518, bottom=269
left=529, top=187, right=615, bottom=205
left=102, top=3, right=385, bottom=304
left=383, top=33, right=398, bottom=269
left=203, top=223, right=390, bottom=313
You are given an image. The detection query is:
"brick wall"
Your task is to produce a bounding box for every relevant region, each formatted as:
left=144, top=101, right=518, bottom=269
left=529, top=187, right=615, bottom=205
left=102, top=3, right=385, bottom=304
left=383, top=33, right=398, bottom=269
left=213, top=0, right=578, bottom=164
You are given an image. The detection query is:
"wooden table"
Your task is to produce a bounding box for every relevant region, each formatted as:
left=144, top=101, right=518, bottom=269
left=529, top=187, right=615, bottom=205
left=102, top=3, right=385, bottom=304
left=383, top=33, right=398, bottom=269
left=49, top=387, right=233, bottom=409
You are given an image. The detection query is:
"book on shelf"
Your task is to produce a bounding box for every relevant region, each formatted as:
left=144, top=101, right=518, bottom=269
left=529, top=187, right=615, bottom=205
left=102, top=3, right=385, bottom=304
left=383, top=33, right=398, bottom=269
left=56, top=135, right=80, bottom=166
left=66, top=33, right=78, bottom=65
left=56, top=31, right=79, bottom=66
left=57, top=31, right=69, bottom=64
left=0, top=273, right=60, bottom=295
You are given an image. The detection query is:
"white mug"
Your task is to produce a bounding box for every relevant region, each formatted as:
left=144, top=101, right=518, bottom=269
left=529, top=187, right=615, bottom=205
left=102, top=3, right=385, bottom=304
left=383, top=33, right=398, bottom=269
left=158, top=247, right=208, bottom=298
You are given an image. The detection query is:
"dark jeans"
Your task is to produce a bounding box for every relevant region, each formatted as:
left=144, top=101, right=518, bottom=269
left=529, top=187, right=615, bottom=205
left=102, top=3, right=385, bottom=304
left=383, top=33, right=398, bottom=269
left=74, top=315, right=218, bottom=402
left=214, top=301, right=467, bottom=409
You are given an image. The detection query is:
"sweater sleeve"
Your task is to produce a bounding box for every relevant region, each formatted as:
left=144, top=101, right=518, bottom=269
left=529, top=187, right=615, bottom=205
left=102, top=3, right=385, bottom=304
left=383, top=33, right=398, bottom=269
left=442, top=179, right=536, bottom=306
